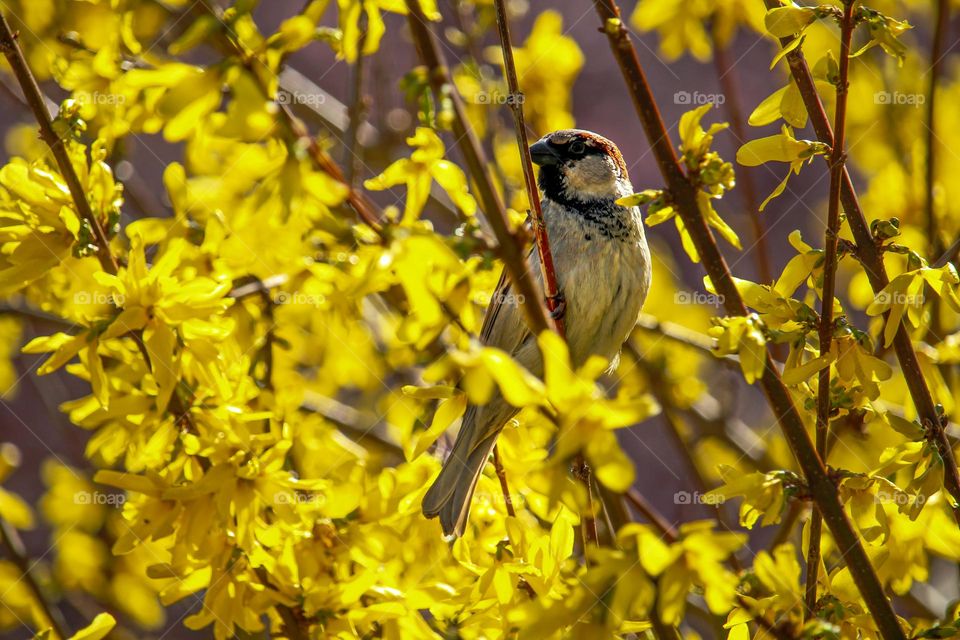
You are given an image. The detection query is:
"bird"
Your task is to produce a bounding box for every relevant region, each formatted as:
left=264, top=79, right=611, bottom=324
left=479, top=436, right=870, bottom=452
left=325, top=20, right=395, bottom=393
left=422, top=129, right=652, bottom=537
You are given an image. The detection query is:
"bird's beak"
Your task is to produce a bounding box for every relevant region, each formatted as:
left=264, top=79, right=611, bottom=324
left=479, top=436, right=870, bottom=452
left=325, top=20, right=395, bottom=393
left=530, top=139, right=561, bottom=166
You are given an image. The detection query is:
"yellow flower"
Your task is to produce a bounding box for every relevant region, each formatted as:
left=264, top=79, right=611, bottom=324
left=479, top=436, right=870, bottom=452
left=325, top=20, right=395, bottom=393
left=365, top=127, right=477, bottom=222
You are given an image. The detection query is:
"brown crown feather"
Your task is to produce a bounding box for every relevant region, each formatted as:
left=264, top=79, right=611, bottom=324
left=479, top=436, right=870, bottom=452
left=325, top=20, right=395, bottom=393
left=547, top=129, right=629, bottom=179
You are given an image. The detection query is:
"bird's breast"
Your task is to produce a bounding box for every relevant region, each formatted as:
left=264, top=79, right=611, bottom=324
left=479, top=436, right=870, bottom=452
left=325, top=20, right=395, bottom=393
left=541, top=199, right=651, bottom=368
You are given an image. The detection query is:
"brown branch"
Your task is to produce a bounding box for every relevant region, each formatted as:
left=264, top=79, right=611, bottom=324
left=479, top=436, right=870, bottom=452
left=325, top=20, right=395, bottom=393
left=571, top=455, right=598, bottom=546
left=806, top=1, right=855, bottom=620
left=0, top=8, right=308, bottom=636
left=195, top=0, right=384, bottom=237
left=592, top=2, right=905, bottom=638
left=0, top=12, right=118, bottom=275
left=934, top=233, right=960, bottom=269
left=344, top=13, right=369, bottom=188
left=0, top=517, right=70, bottom=638
left=649, top=609, right=683, bottom=640
left=403, top=0, right=552, bottom=336
left=761, top=0, right=960, bottom=530
left=634, top=314, right=720, bottom=355
left=492, top=444, right=516, bottom=518
left=491, top=0, right=565, bottom=332
left=626, top=488, right=677, bottom=537
left=489, top=0, right=604, bottom=547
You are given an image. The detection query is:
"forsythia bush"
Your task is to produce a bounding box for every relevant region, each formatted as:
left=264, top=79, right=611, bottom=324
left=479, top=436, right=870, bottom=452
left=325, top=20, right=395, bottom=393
left=0, top=0, right=958, bottom=639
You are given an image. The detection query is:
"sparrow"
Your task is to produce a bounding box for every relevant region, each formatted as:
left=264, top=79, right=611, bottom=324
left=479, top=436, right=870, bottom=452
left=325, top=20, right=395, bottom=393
left=422, top=130, right=652, bottom=537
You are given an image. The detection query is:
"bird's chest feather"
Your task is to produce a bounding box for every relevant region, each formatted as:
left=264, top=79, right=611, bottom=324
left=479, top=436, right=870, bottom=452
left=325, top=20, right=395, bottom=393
left=541, top=200, right=651, bottom=367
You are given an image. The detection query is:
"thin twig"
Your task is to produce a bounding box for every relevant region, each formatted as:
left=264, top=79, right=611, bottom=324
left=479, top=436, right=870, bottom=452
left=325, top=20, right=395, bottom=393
left=403, top=0, right=552, bottom=336
left=634, top=314, right=720, bottom=354
left=489, top=0, right=604, bottom=547
left=762, top=0, right=960, bottom=530
left=0, top=7, right=308, bottom=635
left=196, top=0, right=384, bottom=237
left=491, top=0, right=565, bottom=333
left=572, top=455, right=598, bottom=546
left=0, top=12, right=118, bottom=275
left=344, top=13, right=369, bottom=188
left=642, top=364, right=742, bottom=571
left=492, top=444, right=516, bottom=518
left=649, top=608, right=683, bottom=640
left=806, top=2, right=855, bottom=618
left=626, top=488, right=677, bottom=537
left=934, top=233, right=960, bottom=268
left=592, top=2, right=905, bottom=637
left=0, top=517, right=70, bottom=638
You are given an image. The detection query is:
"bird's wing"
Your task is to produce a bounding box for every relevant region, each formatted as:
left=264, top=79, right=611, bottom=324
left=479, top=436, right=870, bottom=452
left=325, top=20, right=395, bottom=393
left=457, top=248, right=538, bottom=451
left=477, top=250, right=535, bottom=354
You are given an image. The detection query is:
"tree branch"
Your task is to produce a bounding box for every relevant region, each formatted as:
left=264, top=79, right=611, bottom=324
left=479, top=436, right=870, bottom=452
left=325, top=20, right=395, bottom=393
left=806, top=1, right=855, bottom=618
left=492, top=444, right=516, bottom=518
left=344, top=13, right=369, bottom=188
left=490, top=0, right=603, bottom=546
left=0, top=12, right=118, bottom=275
left=403, top=0, right=553, bottom=336
left=761, top=0, right=960, bottom=529
left=491, top=0, right=565, bottom=332
left=0, top=517, right=70, bottom=638
left=592, top=2, right=905, bottom=637
left=195, top=0, right=385, bottom=237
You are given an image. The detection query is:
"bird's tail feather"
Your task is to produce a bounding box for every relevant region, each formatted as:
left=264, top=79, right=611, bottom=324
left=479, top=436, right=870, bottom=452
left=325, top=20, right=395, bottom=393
left=422, top=406, right=497, bottom=537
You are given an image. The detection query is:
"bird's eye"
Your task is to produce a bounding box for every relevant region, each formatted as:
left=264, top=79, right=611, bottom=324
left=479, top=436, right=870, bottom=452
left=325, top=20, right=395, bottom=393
left=569, top=140, right=586, bottom=155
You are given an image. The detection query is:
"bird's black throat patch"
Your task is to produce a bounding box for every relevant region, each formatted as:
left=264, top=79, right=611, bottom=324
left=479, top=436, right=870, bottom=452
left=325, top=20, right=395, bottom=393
left=538, top=174, right=633, bottom=241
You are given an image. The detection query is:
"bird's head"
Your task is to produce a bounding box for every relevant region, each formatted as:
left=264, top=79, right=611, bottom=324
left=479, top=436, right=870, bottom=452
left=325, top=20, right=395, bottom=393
left=530, top=130, right=630, bottom=205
